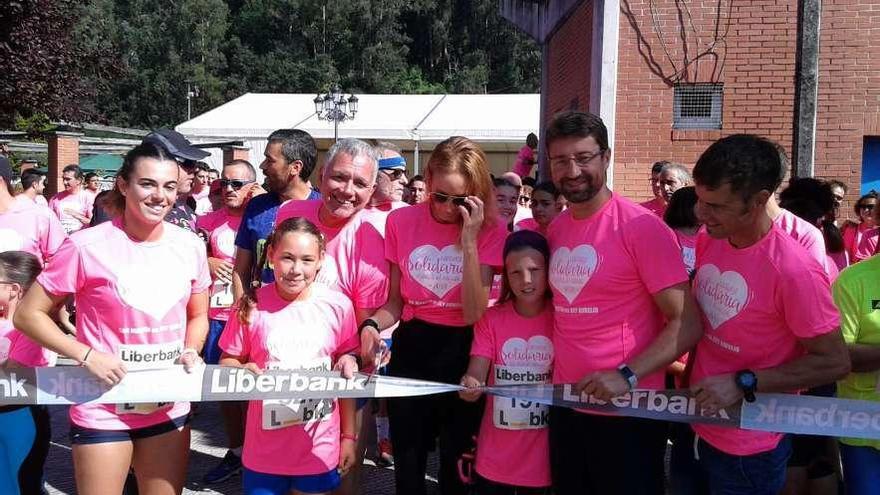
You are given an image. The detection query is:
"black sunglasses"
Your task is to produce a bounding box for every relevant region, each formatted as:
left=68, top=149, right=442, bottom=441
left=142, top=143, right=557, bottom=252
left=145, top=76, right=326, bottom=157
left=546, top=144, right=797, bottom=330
left=431, top=192, right=469, bottom=206
left=858, top=203, right=876, bottom=211
left=380, top=169, right=407, bottom=181
left=219, top=179, right=255, bottom=191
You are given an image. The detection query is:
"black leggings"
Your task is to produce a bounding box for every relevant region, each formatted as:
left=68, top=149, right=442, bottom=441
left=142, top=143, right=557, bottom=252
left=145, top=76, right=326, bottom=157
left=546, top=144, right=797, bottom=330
left=387, top=318, right=483, bottom=495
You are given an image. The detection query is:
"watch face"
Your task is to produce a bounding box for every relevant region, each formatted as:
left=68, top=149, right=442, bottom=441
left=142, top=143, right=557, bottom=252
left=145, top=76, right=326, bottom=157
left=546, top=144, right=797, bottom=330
left=738, top=372, right=756, bottom=388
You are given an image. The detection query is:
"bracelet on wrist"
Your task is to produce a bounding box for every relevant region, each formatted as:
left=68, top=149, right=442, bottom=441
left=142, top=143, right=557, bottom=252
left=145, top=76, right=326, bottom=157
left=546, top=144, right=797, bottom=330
left=357, top=318, right=380, bottom=337
left=80, top=347, right=93, bottom=366
left=341, top=433, right=358, bottom=442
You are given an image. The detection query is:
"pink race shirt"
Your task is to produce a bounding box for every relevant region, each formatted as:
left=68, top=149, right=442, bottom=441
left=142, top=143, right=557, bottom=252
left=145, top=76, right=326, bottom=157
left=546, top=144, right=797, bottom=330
left=385, top=202, right=507, bottom=327
left=843, top=222, right=879, bottom=263
left=49, top=190, right=93, bottom=234
left=546, top=194, right=688, bottom=390
left=471, top=302, right=553, bottom=487
left=197, top=209, right=242, bottom=321
left=674, top=230, right=698, bottom=275
left=37, top=219, right=211, bottom=430
left=0, top=320, right=56, bottom=367
left=515, top=218, right=540, bottom=233
left=690, top=226, right=840, bottom=456
left=219, top=284, right=358, bottom=475
left=774, top=208, right=829, bottom=273
left=0, top=198, right=67, bottom=264
left=275, top=200, right=389, bottom=311
left=639, top=197, right=667, bottom=218
left=512, top=146, right=535, bottom=178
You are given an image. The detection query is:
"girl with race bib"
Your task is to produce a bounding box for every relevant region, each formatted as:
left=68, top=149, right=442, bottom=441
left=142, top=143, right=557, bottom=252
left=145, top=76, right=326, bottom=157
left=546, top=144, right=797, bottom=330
left=460, top=230, right=554, bottom=495
left=14, top=143, right=211, bottom=494
left=359, top=136, right=507, bottom=495
left=219, top=217, right=359, bottom=495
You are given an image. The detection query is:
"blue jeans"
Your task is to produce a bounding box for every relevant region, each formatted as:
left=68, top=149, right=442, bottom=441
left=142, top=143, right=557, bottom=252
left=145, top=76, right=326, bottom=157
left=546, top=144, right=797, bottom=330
left=697, top=436, right=791, bottom=495
left=840, top=443, right=880, bottom=495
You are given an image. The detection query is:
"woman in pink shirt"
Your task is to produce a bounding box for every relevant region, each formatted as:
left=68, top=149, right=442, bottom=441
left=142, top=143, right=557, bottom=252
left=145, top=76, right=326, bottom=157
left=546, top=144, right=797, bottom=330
left=359, top=136, right=507, bottom=495
left=14, top=143, right=211, bottom=495
left=842, top=191, right=879, bottom=263
left=663, top=186, right=700, bottom=278
left=460, top=230, right=554, bottom=494
left=220, top=217, right=359, bottom=495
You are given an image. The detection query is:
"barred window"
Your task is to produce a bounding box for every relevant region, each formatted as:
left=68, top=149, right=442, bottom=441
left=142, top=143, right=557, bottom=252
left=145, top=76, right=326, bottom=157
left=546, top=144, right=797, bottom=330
left=673, top=83, right=723, bottom=130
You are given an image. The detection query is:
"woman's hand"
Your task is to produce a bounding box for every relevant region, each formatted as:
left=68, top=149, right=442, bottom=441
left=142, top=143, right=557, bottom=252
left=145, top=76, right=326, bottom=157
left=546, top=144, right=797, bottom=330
left=333, top=354, right=359, bottom=380
left=83, top=349, right=127, bottom=386
left=458, top=374, right=484, bottom=402
left=338, top=436, right=357, bottom=476
left=177, top=348, right=204, bottom=373
left=243, top=362, right=263, bottom=375
left=459, top=196, right=485, bottom=245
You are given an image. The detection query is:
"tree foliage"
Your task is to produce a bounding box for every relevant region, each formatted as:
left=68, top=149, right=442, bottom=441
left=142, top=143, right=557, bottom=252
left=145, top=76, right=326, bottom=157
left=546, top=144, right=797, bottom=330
left=2, top=0, right=540, bottom=128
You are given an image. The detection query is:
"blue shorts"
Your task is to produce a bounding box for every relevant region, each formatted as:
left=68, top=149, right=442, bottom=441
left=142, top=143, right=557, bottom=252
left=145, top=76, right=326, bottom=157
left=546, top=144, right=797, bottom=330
left=243, top=467, right=340, bottom=494
left=69, top=413, right=190, bottom=445
left=204, top=318, right=227, bottom=365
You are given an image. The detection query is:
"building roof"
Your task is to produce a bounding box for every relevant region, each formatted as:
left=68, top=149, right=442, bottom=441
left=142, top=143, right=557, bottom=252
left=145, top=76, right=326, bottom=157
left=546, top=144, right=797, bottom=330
left=175, top=93, right=539, bottom=144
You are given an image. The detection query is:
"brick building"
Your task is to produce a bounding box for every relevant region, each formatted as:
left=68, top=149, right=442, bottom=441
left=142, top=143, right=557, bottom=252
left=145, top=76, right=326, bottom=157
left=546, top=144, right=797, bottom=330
left=501, top=0, right=880, bottom=210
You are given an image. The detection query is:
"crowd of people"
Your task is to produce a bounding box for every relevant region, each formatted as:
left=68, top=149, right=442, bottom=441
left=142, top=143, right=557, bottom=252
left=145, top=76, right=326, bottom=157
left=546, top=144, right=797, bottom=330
left=0, top=110, right=878, bottom=495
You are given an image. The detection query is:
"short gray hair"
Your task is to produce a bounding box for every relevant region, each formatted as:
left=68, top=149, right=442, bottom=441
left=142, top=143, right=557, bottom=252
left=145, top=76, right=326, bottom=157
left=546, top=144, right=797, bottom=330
left=324, top=138, right=380, bottom=182
left=661, top=162, right=692, bottom=183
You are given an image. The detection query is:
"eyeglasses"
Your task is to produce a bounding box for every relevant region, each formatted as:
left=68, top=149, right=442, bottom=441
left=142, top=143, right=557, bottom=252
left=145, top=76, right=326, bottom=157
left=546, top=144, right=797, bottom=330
left=519, top=195, right=531, bottom=204
left=219, top=179, right=255, bottom=191
left=431, top=192, right=469, bottom=206
left=832, top=195, right=844, bottom=202
left=549, top=151, right=605, bottom=170
left=380, top=169, right=407, bottom=181
left=858, top=203, right=876, bottom=211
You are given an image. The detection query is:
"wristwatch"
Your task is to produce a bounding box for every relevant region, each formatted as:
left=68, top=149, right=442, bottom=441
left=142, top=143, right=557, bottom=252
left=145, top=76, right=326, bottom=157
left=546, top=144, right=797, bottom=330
left=617, top=364, right=638, bottom=390
left=358, top=318, right=380, bottom=337
left=735, top=369, right=758, bottom=403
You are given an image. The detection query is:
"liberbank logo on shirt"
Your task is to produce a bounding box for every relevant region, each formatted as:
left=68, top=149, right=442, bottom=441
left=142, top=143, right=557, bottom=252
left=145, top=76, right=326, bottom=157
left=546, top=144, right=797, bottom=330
left=549, top=245, right=598, bottom=303
left=694, top=264, right=749, bottom=330
left=408, top=244, right=463, bottom=298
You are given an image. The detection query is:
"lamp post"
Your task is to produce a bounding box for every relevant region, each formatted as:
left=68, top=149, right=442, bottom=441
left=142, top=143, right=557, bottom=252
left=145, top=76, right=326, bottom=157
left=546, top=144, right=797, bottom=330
left=314, top=85, right=358, bottom=142
left=186, top=83, right=199, bottom=121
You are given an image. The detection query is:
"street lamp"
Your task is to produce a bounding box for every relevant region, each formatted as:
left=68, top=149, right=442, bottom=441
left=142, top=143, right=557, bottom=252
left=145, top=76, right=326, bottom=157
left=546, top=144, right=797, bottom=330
left=314, top=85, right=358, bottom=142
left=186, top=83, right=200, bottom=121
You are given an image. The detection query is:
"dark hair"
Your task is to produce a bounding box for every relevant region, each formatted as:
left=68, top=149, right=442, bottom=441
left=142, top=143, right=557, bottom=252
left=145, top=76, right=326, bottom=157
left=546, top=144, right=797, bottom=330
left=20, top=169, right=45, bottom=190
left=224, top=159, right=257, bottom=181
left=545, top=111, right=609, bottom=152
left=531, top=181, right=560, bottom=199
left=267, top=129, right=318, bottom=181
left=526, top=133, right=538, bottom=148
left=84, top=172, right=99, bottom=181
left=651, top=160, right=671, bottom=175
left=664, top=186, right=699, bottom=229
left=105, top=143, right=173, bottom=217
left=0, top=251, right=42, bottom=291
left=827, top=179, right=848, bottom=194
left=780, top=178, right=844, bottom=254
left=496, top=230, right=552, bottom=305
left=193, top=161, right=211, bottom=173
left=239, top=217, right=326, bottom=324
left=853, top=191, right=879, bottom=217
left=493, top=176, right=521, bottom=192
left=693, top=134, right=786, bottom=202
left=62, top=164, right=83, bottom=180
left=408, top=175, right=425, bottom=186
left=522, top=176, right=537, bottom=188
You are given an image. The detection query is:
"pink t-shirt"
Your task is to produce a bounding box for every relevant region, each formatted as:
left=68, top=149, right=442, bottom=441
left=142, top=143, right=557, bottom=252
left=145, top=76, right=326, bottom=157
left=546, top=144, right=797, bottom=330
left=195, top=196, right=214, bottom=215
left=546, top=194, right=688, bottom=390
left=690, top=226, right=840, bottom=456
left=0, top=198, right=67, bottom=264
left=37, top=219, right=211, bottom=430
left=515, top=218, right=540, bottom=233
left=197, top=209, right=242, bottom=321
left=774, top=208, right=829, bottom=273
left=512, top=146, right=535, bottom=178
left=471, top=302, right=553, bottom=487
left=219, top=284, right=358, bottom=475
left=639, top=197, right=667, bottom=218
left=674, top=230, right=698, bottom=275
left=16, top=193, right=49, bottom=208
left=843, top=222, right=879, bottom=263
left=385, top=202, right=507, bottom=327
left=49, top=190, right=93, bottom=234
left=0, top=319, right=56, bottom=367
left=275, top=200, right=389, bottom=311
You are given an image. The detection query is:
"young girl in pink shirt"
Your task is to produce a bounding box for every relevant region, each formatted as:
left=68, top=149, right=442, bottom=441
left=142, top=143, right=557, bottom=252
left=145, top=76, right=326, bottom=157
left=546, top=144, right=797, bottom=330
left=14, top=143, right=211, bottom=494
left=219, top=217, right=359, bottom=495
left=460, top=230, right=554, bottom=494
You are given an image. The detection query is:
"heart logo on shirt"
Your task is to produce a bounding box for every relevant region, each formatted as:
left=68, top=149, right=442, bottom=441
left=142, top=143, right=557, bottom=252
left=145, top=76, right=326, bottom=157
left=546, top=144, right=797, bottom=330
left=0, top=228, right=24, bottom=253
left=549, top=245, right=598, bottom=303
left=694, top=264, right=749, bottom=329
left=501, top=335, right=554, bottom=367
left=408, top=245, right=463, bottom=298
left=114, top=263, right=191, bottom=321
left=314, top=255, right=340, bottom=289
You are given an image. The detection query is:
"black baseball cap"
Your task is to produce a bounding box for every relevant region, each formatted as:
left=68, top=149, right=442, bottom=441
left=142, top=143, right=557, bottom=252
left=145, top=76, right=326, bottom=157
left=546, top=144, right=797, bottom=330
left=0, top=156, right=12, bottom=186
left=142, top=129, right=210, bottom=161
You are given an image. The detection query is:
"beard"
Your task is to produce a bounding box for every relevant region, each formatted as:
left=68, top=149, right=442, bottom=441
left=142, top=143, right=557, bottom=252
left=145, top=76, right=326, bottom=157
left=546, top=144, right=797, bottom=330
left=560, top=177, right=601, bottom=204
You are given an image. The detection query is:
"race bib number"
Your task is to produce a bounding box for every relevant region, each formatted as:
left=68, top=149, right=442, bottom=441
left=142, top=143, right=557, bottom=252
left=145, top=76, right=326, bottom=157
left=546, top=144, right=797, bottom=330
left=262, top=358, right=334, bottom=430
left=118, top=341, right=183, bottom=371
left=116, top=401, right=173, bottom=415
left=492, top=365, right=551, bottom=430
left=209, top=281, right=234, bottom=309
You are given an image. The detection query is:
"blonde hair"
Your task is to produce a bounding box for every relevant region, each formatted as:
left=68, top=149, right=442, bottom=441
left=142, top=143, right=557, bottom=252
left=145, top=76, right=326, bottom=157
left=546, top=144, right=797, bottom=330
left=425, top=136, right=497, bottom=227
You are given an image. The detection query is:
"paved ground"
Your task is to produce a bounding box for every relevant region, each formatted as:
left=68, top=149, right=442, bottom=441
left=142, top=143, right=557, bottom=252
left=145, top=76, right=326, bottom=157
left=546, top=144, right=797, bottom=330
left=44, top=402, right=439, bottom=494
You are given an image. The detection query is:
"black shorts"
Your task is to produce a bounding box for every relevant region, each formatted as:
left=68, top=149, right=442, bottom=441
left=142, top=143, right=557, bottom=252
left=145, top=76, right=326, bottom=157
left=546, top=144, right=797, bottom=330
left=69, top=413, right=190, bottom=445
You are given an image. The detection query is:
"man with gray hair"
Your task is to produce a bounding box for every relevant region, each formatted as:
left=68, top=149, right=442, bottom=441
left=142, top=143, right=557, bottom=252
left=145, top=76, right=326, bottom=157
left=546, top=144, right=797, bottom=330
left=658, top=162, right=692, bottom=204
left=370, top=142, right=409, bottom=209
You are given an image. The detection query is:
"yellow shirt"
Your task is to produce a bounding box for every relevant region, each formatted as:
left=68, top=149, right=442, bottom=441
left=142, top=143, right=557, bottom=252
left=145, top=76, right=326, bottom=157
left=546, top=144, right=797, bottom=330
left=833, top=254, right=880, bottom=449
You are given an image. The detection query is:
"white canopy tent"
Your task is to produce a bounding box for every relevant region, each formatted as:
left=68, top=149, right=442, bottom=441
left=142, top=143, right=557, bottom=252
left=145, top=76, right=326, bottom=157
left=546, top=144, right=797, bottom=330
left=175, top=93, right=539, bottom=176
